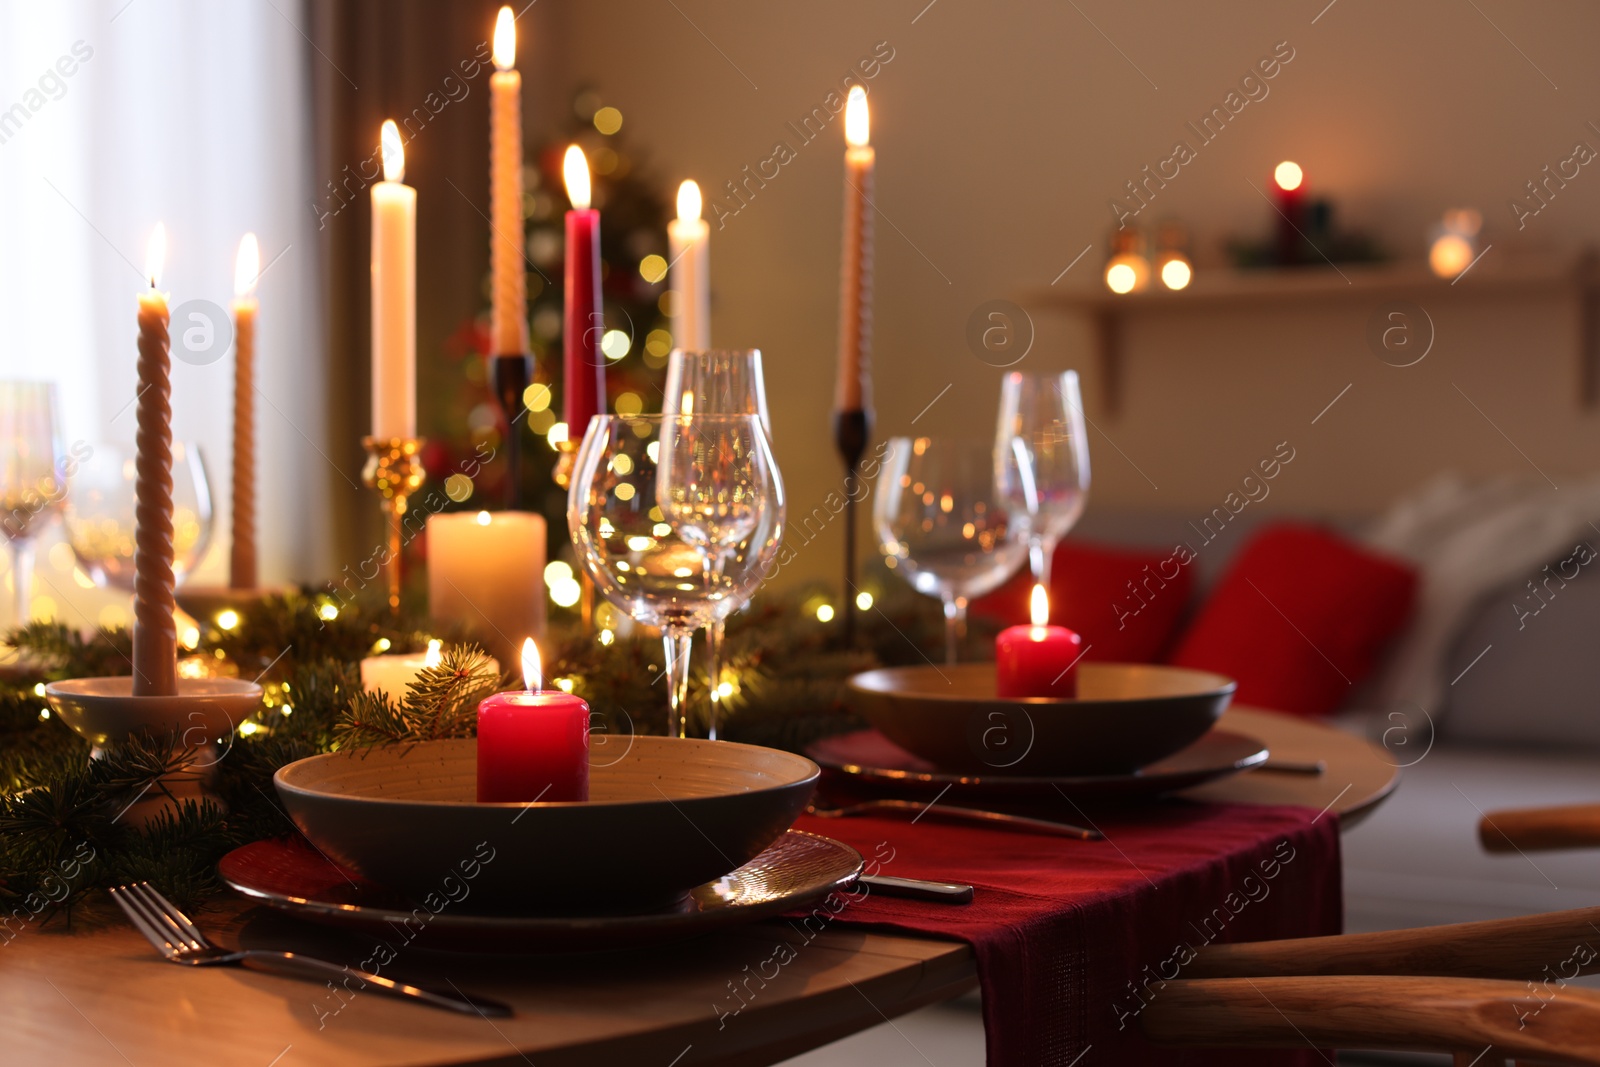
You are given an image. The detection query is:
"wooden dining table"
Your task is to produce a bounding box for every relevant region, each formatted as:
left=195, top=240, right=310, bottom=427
left=4, top=707, right=1397, bottom=1067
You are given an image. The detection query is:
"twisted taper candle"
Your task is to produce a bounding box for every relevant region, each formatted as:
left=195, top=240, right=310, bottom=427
left=229, top=297, right=257, bottom=589
left=133, top=287, right=178, bottom=697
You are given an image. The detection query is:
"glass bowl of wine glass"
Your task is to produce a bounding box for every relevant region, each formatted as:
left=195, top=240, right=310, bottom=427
left=63, top=442, right=214, bottom=590
left=875, top=436, right=1030, bottom=664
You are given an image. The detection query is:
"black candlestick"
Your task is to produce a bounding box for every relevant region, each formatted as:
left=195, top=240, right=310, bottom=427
left=491, top=353, right=532, bottom=510
left=833, top=407, right=870, bottom=645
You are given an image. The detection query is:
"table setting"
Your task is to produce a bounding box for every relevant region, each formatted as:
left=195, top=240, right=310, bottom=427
left=0, top=10, right=1393, bottom=1066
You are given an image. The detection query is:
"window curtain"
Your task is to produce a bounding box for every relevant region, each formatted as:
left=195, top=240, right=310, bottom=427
left=0, top=0, right=327, bottom=627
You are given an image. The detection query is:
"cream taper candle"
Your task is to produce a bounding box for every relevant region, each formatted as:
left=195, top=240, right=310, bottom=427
left=372, top=119, right=416, bottom=440
left=667, top=180, right=710, bottom=351
left=133, top=224, right=178, bottom=697
left=835, top=86, right=874, bottom=414
left=230, top=233, right=259, bottom=590
left=489, top=6, right=528, bottom=357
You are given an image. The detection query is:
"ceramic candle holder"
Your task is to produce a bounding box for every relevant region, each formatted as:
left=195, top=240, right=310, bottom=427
left=45, top=676, right=263, bottom=824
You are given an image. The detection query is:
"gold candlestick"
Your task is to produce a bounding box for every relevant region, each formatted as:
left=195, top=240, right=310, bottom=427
left=550, top=438, right=595, bottom=628
left=361, top=436, right=425, bottom=612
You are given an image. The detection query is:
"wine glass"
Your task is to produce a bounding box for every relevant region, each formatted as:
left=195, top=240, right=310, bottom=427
left=63, top=442, right=215, bottom=590
left=994, top=370, right=1091, bottom=588
left=661, top=349, right=781, bottom=739
left=569, top=414, right=782, bottom=738
left=875, top=437, right=1030, bottom=665
left=0, top=382, right=66, bottom=625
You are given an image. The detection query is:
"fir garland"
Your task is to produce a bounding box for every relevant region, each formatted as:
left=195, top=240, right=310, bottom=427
left=0, top=572, right=993, bottom=930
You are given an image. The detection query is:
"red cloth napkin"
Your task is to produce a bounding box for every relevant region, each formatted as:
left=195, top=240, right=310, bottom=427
left=789, top=798, right=1341, bottom=1067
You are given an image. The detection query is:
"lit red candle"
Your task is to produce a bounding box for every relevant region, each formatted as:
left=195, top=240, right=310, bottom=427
left=1272, top=160, right=1305, bottom=266
left=996, top=584, right=1083, bottom=699
left=477, top=638, right=590, bottom=803
left=562, top=145, right=605, bottom=436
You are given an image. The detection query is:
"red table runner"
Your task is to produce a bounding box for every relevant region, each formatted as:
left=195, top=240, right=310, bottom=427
left=788, top=798, right=1341, bottom=1067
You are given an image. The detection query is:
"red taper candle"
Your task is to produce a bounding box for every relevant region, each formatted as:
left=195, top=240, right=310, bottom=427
left=562, top=145, right=605, bottom=436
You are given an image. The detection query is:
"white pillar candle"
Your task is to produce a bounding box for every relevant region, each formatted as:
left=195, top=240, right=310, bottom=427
left=667, top=180, right=710, bottom=351
left=427, top=510, right=547, bottom=666
left=371, top=119, right=417, bottom=440
left=360, top=639, right=443, bottom=698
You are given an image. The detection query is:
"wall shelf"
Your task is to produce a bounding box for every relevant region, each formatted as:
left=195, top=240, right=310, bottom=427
left=1026, top=251, right=1600, bottom=414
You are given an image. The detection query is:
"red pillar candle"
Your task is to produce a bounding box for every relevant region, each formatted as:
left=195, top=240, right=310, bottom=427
left=562, top=145, right=605, bottom=436
left=996, top=584, right=1083, bottom=699
left=477, top=638, right=590, bottom=803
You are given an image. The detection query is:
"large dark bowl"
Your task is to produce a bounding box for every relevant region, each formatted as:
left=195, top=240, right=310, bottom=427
left=846, top=663, right=1235, bottom=776
left=274, top=737, right=818, bottom=914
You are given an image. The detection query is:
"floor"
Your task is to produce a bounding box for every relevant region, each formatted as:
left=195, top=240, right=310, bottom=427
left=775, top=740, right=1600, bottom=1066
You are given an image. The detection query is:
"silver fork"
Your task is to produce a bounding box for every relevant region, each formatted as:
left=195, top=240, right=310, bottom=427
left=110, top=882, right=511, bottom=1017
left=807, top=798, right=1102, bottom=840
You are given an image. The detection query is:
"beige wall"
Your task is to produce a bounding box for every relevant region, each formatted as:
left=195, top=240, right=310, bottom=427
left=551, top=0, right=1600, bottom=593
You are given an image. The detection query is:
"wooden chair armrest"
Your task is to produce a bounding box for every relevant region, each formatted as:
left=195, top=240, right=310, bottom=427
left=1140, top=975, right=1600, bottom=1065
left=1481, top=804, right=1600, bottom=853
left=1187, top=906, right=1600, bottom=980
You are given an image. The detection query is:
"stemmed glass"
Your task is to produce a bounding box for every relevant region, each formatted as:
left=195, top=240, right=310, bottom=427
left=63, top=443, right=215, bottom=590
left=660, top=349, right=781, bottom=739
left=0, top=382, right=66, bottom=625
left=875, top=437, right=1030, bottom=665
left=994, top=371, right=1091, bottom=587
left=569, top=414, right=783, bottom=739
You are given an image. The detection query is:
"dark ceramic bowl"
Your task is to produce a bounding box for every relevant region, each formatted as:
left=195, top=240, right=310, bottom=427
left=846, top=663, right=1235, bottom=776
left=274, top=736, right=818, bottom=914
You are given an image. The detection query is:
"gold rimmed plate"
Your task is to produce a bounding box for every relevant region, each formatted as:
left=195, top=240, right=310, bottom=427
left=219, top=830, right=863, bottom=954
left=807, top=728, right=1268, bottom=802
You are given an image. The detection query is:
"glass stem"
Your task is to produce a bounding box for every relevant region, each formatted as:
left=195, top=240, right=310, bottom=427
left=662, top=629, right=695, bottom=739
left=1032, top=536, right=1055, bottom=589
left=941, top=594, right=969, bottom=666
left=704, top=618, right=724, bottom=742
left=9, top=539, right=34, bottom=627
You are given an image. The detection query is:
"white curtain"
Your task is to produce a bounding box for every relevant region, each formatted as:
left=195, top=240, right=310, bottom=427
left=0, top=0, right=328, bottom=628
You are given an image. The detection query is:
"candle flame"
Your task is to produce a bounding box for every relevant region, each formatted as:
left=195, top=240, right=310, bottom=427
left=493, top=6, right=516, bottom=70
left=522, top=637, right=541, bottom=692
left=676, top=179, right=702, bottom=223
left=381, top=119, right=405, bottom=183
left=1029, top=583, right=1050, bottom=628
left=563, top=145, right=591, bottom=209
left=1273, top=160, right=1303, bottom=192
left=145, top=223, right=167, bottom=289
left=424, top=638, right=443, bottom=668
left=234, top=233, right=260, bottom=298
left=844, top=86, right=870, bottom=147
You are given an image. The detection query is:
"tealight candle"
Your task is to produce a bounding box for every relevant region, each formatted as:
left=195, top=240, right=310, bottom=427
left=360, top=638, right=445, bottom=698
left=476, top=638, right=589, bottom=803
left=995, top=584, right=1083, bottom=699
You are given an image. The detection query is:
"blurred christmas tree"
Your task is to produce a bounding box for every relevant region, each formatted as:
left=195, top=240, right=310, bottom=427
left=422, top=88, right=675, bottom=613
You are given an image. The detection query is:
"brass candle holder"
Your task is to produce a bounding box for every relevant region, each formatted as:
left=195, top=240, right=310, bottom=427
left=361, top=436, right=426, bottom=612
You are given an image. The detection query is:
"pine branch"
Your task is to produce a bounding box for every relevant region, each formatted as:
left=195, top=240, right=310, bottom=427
left=333, top=644, right=501, bottom=748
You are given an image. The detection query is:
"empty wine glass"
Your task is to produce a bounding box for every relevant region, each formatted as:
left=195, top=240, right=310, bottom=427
left=0, top=382, right=66, bottom=625
left=569, top=414, right=782, bottom=738
left=661, top=349, right=781, bottom=740
left=64, top=442, right=215, bottom=591
left=875, top=437, right=1029, bottom=665
left=995, top=370, right=1091, bottom=587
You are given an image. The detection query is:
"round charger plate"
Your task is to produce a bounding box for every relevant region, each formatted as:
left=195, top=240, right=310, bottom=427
left=806, top=728, right=1269, bottom=802
left=219, top=830, right=863, bottom=954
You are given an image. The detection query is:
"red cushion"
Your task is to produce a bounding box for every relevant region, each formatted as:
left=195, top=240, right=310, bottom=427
left=971, top=540, right=1197, bottom=664
left=1166, top=522, right=1417, bottom=717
